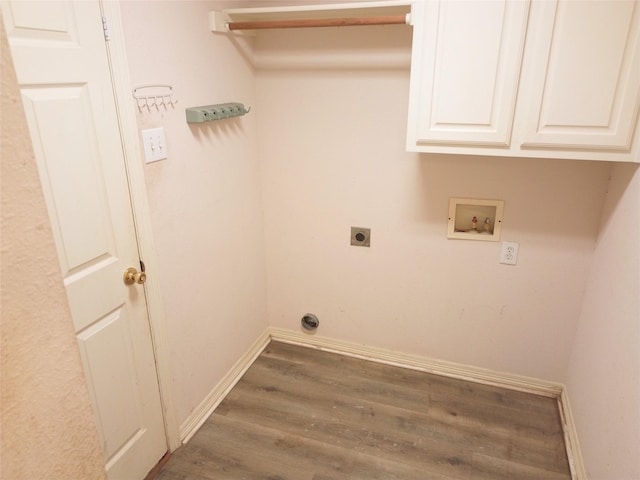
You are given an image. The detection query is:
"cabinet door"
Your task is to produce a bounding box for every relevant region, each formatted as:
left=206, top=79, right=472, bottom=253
left=407, top=0, right=530, bottom=149
left=519, top=0, right=640, bottom=153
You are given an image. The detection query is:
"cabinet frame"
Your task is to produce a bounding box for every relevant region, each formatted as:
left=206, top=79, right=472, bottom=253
left=406, top=0, right=640, bottom=163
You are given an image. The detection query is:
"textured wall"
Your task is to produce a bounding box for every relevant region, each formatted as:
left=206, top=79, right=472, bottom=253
left=566, top=163, right=640, bottom=479
left=255, top=26, right=611, bottom=382
left=0, top=18, right=106, bottom=480
left=119, top=1, right=268, bottom=427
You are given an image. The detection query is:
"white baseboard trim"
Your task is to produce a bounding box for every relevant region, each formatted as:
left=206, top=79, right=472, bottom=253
left=559, top=388, right=587, bottom=480
left=268, top=327, right=563, bottom=397
left=179, top=328, right=271, bottom=444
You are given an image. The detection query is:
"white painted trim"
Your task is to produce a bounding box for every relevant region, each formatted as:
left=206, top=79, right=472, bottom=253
left=179, top=329, right=271, bottom=444
left=210, top=1, right=412, bottom=33
left=558, top=388, right=587, bottom=480
left=99, top=1, right=181, bottom=452
left=268, top=327, right=563, bottom=397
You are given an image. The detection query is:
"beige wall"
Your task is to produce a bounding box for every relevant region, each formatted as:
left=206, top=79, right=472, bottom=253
left=0, top=18, right=106, bottom=480
left=119, top=1, right=268, bottom=426
left=255, top=26, right=611, bottom=382
left=566, top=163, right=640, bottom=479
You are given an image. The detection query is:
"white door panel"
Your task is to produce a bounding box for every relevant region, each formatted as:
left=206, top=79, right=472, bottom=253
left=408, top=0, right=530, bottom=147
left=2, top=1, right=166, bottom=478
left=77, top=308, right=144, bottom=459
left=20, top=86, right=118, bottom=275
left=520, top=0, right=640, bottom=151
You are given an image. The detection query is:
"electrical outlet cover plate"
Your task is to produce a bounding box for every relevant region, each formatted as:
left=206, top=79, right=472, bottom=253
left=500, top=241, right=519, bottom=265
left=350, top=227, right=370, bottom=247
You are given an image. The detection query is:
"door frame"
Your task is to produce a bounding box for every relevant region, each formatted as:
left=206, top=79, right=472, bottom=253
left=100, top=1, right=180, bottom=452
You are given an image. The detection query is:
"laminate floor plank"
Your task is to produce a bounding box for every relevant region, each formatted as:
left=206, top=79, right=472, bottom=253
left=186, top=415, right=443, bottom=480
left=253, top=344, right=561, bottom=440
left=260, top=342, right=560, bottom=421
left=157, top=341, right=571, bottom=480
left=240, top=346, right=567, bottom=461
left=216, top=377, right=566, bottom=478
left=239, top=350, right=562, bottom=436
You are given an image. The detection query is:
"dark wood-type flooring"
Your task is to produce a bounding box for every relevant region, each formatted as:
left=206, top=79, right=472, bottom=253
left=157, top=341, right=571, bottom=480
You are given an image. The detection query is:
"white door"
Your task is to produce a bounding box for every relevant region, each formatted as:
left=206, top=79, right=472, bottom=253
left=1, top=1, right=166, bottom=479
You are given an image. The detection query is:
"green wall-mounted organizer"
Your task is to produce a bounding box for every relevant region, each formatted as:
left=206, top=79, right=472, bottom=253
left=185, top=103, right=250, bottom=123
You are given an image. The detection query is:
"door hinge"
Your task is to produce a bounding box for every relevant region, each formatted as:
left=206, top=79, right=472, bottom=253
left=102, top=16, right=112, bottom=41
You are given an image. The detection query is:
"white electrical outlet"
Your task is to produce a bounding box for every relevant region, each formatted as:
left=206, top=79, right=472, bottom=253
left=500, top=241, right=519, bottom=265
left=142, top=127, right=168, bottom=163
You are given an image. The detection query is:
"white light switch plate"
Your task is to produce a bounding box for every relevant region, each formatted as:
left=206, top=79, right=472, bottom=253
left=142, top=127, right=167, bottom=163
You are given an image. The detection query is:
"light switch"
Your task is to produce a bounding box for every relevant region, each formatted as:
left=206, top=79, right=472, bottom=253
left=142, top=127, right=168, bottom=163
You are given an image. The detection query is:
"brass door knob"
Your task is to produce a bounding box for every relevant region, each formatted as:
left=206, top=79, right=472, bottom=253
left=123, top=267, right=146, bottom=285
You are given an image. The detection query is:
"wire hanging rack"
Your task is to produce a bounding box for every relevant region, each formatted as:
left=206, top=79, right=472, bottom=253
left=132, top=84, right=178, bottom=111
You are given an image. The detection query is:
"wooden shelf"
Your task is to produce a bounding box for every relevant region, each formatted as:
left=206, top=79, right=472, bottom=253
left=210, top=1, right=412, bottom=32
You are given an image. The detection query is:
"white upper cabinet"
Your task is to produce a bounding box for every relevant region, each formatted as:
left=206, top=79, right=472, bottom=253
left=518, top=1, right=640, bottom=153
left=407, top=0, right=640, bottom=162
left=407, top=0, right=530, bottom=148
